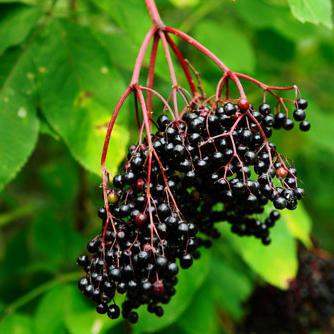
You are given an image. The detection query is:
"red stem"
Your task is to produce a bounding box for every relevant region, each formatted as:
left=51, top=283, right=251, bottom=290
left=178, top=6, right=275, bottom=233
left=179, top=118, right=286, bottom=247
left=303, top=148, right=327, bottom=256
left=131, top=27, right=157, bottom=85
left=236, top=72, right=297, bottom=92
left=159, top=30, right=179, bottom=118
left=145, top=0, right=165, bottom=28
left=165, top=33, right=198, bottom=96
left=101, top=86, right=132, bottom=167
left=164, top=26, right=247, bottom=100
left=147, top=33, right=160, bottom=119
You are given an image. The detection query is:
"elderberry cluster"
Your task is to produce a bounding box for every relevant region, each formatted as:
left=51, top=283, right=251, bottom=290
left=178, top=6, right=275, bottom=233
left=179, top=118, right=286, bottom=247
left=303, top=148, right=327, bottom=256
left=77, top=97, right=310, bottom=323
left=239, top=245, right=334, bottom=334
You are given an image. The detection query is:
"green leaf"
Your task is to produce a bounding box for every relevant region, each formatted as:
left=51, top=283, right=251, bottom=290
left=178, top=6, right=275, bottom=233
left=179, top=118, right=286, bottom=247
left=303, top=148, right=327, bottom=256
left=219, top=221, right=298, bottom=289
left=30, top=209, right=84, bottom=270
left=36, top=20, right=129, bottom=176
left=194, top=21, right=256, bottom=73
left=209, top=255, right=254, bottom=319
left=34, top=285, right=91, bottom=334
left=92, top=0, right=152, bottom=45
left=64, top=311, right=121, bottom=334
left=0, top=4, right=41, bottom=55
left=0, top=45, right=39, bottom=191
left=307, top=103, right=334, bottom=155
left=134, top=250, right=211, bottom=333
left=281, top=204, right=312, bottom=248
left=235, top=0, right=317, bottom=42
left=178, top=287, right=219, bottom=334
left=170, top=0, right=200, bottom=7
left=288, top=0, right=333, bottom=29
left=0, top=313, right=34, bottom=334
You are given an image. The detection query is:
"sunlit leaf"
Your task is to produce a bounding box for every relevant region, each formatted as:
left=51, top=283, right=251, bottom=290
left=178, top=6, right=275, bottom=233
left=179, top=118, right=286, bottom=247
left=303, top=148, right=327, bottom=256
left=0, top=313, right=34, bottom=334
left=36, top=19, right=129, bottom=177
left=288, top=0, right=333, bottom=29
left=219, top=222, right=298, bottom=289
left=281, top=204, right=312, bottom=248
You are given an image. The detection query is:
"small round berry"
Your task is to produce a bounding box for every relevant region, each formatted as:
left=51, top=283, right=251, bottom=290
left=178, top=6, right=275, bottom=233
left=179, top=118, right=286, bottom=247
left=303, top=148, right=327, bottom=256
left=262, top=237, right=271, bottom=245
left=180, top=254, right=193, bottom=269
left=293, top=109, right=306, bottom=121
left=259, top=103, right=271, bottom=115
left=107, top=304, right=120, bottom=319
left=157, top=114, right=170, bottom=130
left=270, top=210, right=281, bottom=221
left=283, top=118, right=294, bottom=130
left=96, top=303, right=108, bottom=314
left=153, top=280, right=165, bottom=295
left=97, top=207, right=107, bottom=220
left=296, top=98, right=308, bottom=110
left=238, top=98, right=250, bottom=111
left=155, top=306, right=164, bottom=317
left=273, top=197, right=287, bottom=209
left=135, top=178, right=145, bottom=191
left=128, top=311, right=139, bottom=324
left=224, top=102, right=236, bottom=116
left=299, top=120, right=311, bottom=132
left=108, top=191, right=119, bottom=204
left=276, top=167, right=288, bottom=178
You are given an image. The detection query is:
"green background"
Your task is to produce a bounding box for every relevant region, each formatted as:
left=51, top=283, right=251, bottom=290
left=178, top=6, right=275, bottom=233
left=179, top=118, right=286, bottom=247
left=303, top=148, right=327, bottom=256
left=0, top=0, right=333, bottom=333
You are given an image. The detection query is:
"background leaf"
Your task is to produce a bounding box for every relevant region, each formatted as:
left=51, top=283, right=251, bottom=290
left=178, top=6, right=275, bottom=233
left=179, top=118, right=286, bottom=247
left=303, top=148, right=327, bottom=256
left=281, top=204, right=312, bottom=248
left=220, top=221, right=298, bottom=289
left=0, top=44, right=39, bottom=191
left=288, top=0, right=333, bottom=29
left=194, top=21, right=256, bottom=73
left=36, top=20, right=129, bottom=176
left=0, top=3, right=41, bottom=55
left=0, top=313, right=34, bottom=334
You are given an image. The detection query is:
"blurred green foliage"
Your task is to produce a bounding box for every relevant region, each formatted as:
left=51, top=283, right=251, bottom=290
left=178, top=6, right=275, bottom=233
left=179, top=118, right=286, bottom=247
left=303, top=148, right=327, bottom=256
left=0, top=0, right=333, bottom=333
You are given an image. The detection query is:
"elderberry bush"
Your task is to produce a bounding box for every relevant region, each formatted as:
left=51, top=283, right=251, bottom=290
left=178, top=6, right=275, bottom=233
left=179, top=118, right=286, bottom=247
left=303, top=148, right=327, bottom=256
left=77, top=97, right=310, bottom=323
left=239, top=245, right=334, bottom=334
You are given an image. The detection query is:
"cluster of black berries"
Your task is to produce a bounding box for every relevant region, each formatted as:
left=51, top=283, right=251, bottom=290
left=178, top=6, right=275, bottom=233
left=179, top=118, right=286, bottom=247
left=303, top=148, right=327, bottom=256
left=239, top=245, right=334, bottom=334
left=77, top=98, right=309, bottom=323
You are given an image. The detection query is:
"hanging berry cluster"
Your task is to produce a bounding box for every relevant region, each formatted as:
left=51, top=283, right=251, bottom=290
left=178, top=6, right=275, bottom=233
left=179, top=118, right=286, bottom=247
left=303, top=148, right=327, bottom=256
left=240, top=245, right=334, bottom=334
left=77, top=0, right=311, bottom=324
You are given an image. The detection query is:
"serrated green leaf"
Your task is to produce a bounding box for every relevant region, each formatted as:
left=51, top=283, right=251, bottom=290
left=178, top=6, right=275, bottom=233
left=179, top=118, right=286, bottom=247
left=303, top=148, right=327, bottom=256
left=0, top=313, right=34, bottom=334
left=36, top=20, right=129, bottom=177
left=219, top=222, right=297, bottom=289
left=288, top=0, right=333, bottom=29
left=194, top=21, right=256, bottom=73
left=281, top=204, right=312, bottom=248
left=134, top=250, right=211, bottom=333
left=0, top=45, right=39, bottom=191
left=0, top=4, right=41, bottom=55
